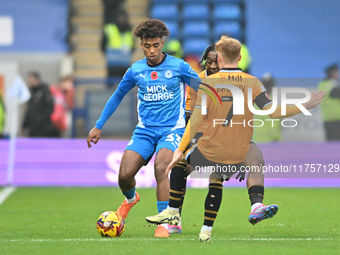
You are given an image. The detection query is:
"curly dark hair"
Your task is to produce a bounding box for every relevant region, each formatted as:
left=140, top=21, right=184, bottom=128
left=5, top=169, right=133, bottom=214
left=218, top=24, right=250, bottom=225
left=199, top=44, right=216, bottom=70
left=133, top=19, right=170, bottom=40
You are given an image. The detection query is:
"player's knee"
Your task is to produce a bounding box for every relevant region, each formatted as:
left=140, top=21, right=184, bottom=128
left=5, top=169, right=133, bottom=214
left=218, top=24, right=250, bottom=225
left=154, top=166, right=168, bottom=182
left=249, top=150, right=264, bottom=168
left=118, top=170, right=133, bottom=184
left=155, top=160, right=168, bottom=172
left=256, top=155, right=265, bottom=167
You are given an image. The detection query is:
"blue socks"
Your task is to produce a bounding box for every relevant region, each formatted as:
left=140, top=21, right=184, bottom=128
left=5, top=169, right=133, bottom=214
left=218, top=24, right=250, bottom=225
left=123, top=187, right=135, bottom=200
left=157, top=201, right=169, bottom=213
left=122, top=189, right=169, bottom=212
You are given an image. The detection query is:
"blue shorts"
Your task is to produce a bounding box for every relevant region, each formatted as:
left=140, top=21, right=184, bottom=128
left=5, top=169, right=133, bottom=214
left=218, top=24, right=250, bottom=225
left=125, top=126, right=185, bottom=161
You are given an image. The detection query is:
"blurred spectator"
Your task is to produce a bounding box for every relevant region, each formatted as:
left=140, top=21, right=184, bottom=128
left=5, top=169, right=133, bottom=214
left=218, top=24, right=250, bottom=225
left=102, top=0, right=125, bottom=25
left=59, top=76, right=75, bottom=110
left=0, top=92, right=5, bottom=138
left=49, top=76, right=75, bottom=137
left=252, top=73, right=281, bottom=143
left=22, top=72, right=58, bottom=137
left=239, top=43, right=251, bottom=72
left=317, top=64, right=340, bottom=141
left=59, top=76, right=75, bottom=137
left=101, top=9, right=134, bottom=86
left=163, top=38, right=183, bottom=59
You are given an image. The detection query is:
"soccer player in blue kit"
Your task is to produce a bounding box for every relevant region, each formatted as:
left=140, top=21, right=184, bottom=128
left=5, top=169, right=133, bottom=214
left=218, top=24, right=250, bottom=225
left=87, top=19, right=200, bottom=237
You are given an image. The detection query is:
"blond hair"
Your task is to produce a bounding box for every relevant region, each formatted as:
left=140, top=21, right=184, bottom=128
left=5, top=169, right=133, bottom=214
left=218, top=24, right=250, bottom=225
left=215, top=36, right=241, bottom=63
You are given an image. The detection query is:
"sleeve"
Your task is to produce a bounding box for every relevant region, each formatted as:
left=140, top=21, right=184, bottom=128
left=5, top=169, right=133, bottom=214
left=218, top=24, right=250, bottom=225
left=95, top=68, right=136, bottom=129
left=189, top=88, right=197, bottom=112
left=195, top=85, right=203, bottom=107
left=178, top=109, right=205, bottom=152
left=179, top=61, right=201, bottom=92
left=253, top=79, right=272, bottom=109
left=330, top=87, right=340, bottom=98
left=179, top=80, right=210, bottom=152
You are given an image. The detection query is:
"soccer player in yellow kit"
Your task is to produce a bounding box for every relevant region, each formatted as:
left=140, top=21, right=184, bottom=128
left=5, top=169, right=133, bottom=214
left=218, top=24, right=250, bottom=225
left=168, top=43, right=268, bottom=234
left=146, top=36, right=325, bottom=241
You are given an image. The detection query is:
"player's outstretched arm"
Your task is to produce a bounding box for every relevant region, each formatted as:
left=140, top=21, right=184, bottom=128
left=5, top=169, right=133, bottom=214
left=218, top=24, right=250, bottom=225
left=266, top=90, right=326, bottom=119
left=95, top=68, right=136, bottom=130
left=87, top=68, right=136, bottom=148
left=302, top=90, right=326, bottom=110
left=165, top=110, right=204, bottom=174
left=87, top=127, right=101, bottom=148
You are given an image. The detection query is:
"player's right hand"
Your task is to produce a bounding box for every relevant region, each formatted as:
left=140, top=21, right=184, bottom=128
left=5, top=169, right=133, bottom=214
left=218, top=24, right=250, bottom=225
left=165, top=149, right=184, bottom=174
left=87, top=127, right=101, bottom=148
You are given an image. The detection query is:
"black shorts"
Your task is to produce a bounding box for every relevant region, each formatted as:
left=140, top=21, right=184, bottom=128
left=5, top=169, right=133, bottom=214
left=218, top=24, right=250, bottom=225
left=185, top=145, right=242, bottom=181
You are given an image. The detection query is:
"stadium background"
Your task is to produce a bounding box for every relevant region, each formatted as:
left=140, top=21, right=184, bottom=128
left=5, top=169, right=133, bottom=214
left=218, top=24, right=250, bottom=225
left=0, top=0, right=339, bottom=187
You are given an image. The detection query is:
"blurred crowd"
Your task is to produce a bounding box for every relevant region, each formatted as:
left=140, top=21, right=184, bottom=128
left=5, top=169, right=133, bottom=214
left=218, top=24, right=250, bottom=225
left=317, top=64, right=340, bottom=141
left=0, top=0, right=339, bottom=141
left=21, top=72, right=74, bottom=138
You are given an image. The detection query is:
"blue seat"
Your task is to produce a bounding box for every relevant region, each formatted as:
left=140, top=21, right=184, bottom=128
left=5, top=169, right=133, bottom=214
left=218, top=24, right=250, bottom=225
left=213, top=22, right=241, bottom=40
left=183, top=38, right=211, bottom=55
left=183, top=22, right=210, bottom=38
left=106, top=49, right=131, bottom=67
left=211, top=0, right=241, bottom=3
left=182, top=0, right=209, bottom=3
left=151, top=0, right=179, bottom=3
left=164, top=21, right=179, bottom=39
left=151, top=4, right=178, bottom=21
left=182, top=4, right=209, bottom=21
left=213, top=4, right=242, bottom=21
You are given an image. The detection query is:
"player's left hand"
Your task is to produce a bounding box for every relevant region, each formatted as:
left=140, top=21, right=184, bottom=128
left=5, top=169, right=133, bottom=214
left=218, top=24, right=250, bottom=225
left=165, top=149, right=184, bottom=174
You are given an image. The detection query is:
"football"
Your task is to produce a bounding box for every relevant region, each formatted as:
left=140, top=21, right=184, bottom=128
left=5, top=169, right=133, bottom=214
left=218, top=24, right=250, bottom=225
left=96, top=211, right=125, bottom=237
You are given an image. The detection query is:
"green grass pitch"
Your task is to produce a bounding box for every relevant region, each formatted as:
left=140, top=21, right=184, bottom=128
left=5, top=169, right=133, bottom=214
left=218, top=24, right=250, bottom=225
left=0, top=187, right=339, bottom=255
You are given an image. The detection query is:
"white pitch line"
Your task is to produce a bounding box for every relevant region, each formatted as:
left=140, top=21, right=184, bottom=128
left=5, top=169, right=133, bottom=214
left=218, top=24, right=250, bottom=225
left=2, top=238, right=335, bottom=242
left=0, top=186, right=16, bottom=206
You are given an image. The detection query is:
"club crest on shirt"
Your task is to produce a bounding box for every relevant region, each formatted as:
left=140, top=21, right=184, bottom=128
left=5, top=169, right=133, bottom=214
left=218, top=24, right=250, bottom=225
left=164, top=70, right=173, bottom=79
left=151, top=71, right=158, bottom=80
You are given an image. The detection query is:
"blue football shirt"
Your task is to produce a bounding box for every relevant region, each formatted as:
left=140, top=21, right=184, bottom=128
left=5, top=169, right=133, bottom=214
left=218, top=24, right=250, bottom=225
left=95, top=53, right=200, bottom=130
